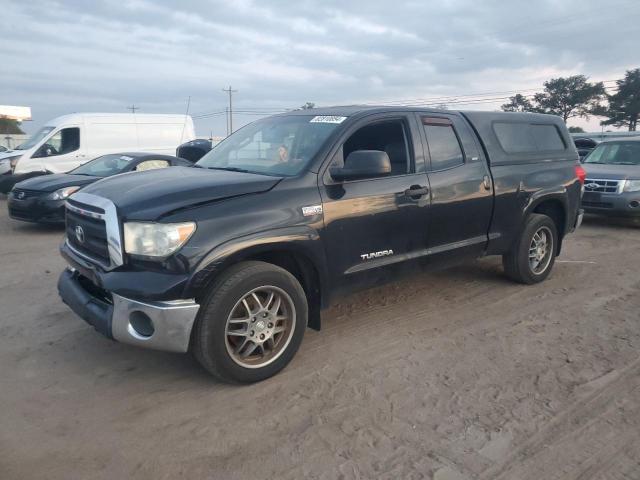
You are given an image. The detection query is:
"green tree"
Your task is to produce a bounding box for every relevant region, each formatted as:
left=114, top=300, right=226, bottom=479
left=501, top=94, right=534, bottom=112
left=599, top=68, right=640, bottom=131
left=0, top=118, right=25, bottom=134
left=568, top=126, right=585, bottom=133
left=533, top=75, right=605, bottom=122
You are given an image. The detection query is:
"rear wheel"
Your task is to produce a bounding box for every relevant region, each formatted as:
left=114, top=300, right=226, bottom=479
left=503, top=213, right=558, bottom=284
left=192, top=261, right=308, bottom=383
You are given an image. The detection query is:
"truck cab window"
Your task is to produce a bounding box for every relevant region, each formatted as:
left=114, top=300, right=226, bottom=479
left=423, top=122, right=464, bottom=170
left=39, top=127, right=80, bottom=157
left=343, top=120, right=411, bottom=177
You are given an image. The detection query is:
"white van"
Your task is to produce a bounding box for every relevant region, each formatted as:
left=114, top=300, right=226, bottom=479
left=0, top=113, right=195, bottom=175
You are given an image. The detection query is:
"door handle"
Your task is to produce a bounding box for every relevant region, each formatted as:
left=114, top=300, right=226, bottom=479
left=404, top=185, right=429, bottom=198
left=483, top=175, right=492, bottom=191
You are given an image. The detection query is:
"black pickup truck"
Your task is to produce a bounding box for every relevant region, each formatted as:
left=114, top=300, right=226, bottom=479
left=57, top=107, right=584, bottom=383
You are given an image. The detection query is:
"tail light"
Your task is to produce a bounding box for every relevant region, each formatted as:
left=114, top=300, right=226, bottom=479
left=575, top=164, right=586, bottom=184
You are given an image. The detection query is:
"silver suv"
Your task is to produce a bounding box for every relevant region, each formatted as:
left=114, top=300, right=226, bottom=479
left=582, top=138, right=640, bottom=217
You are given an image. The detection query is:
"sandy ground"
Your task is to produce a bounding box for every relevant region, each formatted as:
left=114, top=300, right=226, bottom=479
left=1, top=199, right=639, bottom=480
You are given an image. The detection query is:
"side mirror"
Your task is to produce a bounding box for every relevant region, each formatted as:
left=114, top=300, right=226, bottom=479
left=330, top=150, right=391, bottom=181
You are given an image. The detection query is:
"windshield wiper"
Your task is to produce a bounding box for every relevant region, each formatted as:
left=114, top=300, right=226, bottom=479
left=206, top=166, right=252, bottom=173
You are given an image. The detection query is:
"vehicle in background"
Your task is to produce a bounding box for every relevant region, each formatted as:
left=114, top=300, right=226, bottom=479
left=0, top=113, right=195, bottom=193
left=0, top=145, right=7, bottom=153
left=574, top=137, right=599, bottom=160
left=581, top=138, right=640, bottom=217
left=176, top=138, right=213, bottom=163
left=57, top=107, right=583, bottom=383
left=7, top=153, right=190, bottom=224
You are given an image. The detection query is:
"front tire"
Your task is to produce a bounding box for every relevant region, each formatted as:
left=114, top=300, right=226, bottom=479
left=192, top=261, right=308, bottom=383
left=502, top=213, right=558, bottom=284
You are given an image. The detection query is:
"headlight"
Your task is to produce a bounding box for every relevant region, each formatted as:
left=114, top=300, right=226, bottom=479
left=48, top=186, right=81, bottom=200
left=124, top=222, right=196, bottom=258
left=623, top=180, right=640, bottom=192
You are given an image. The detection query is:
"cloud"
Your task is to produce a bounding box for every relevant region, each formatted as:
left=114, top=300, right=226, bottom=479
left=2, top=0, right=638, bottom=135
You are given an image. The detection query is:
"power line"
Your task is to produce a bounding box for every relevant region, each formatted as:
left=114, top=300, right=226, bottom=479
left=127, top=105, right=139, bottom=113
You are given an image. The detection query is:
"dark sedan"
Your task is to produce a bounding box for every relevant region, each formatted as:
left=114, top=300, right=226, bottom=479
left=8, top=152, right=190, bottom=224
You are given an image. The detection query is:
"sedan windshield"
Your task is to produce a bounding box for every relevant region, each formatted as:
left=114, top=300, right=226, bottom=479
left=196, top=115, right=343, bottom=176
left=15, top=126, right=55, bottom=150
left=70, top=154, right=135, bottom=177
left=584, top=141, right=640, bottom=165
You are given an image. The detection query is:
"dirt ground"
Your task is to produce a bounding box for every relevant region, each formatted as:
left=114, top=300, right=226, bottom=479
left=1, top=199, right=639, bottom=480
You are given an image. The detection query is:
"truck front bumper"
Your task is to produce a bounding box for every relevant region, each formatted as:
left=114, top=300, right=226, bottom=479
left=58, top=268, right=200, bottom=353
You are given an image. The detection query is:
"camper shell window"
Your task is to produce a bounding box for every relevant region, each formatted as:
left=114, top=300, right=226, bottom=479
left=493, top=122, right=566, bottom=154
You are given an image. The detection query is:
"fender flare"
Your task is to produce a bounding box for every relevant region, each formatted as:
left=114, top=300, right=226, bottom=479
left=183, top=225, right=330, bottom=315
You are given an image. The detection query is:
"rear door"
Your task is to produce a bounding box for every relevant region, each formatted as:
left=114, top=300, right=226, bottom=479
left=319, top=113, right=431, bottom=286
left=418, top=113, right=493, bottom=257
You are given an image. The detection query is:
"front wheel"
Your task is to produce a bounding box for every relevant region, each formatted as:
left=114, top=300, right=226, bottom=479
left=502, top=213, right=558, bottom=284
left=192, top=261, right=308, bottom=383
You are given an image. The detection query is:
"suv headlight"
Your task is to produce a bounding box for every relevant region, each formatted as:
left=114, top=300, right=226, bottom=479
left=48, top=186, right=81, bottom=200
left=124, top=222, right=196, bottom=258
left=623, top=180, right=640, bottom=192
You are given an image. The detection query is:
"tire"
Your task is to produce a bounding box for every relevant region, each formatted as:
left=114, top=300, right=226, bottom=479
left=192, top=261, right=308, bottom=383
left=502, top=213, right=558, bottom=284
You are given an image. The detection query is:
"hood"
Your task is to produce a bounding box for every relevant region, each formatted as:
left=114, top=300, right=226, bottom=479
left=0, top=150, right=21, bottom=161
left=16, top=173, right=98, bottom=192
left=78, top=166, right=282, bottom=219
left=582, top=163, right=640, bottom=180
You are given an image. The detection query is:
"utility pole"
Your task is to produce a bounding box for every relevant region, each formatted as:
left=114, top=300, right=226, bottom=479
left=127, top=105, right=139, bottom=113
left=222, top=85, right=237, bottom=134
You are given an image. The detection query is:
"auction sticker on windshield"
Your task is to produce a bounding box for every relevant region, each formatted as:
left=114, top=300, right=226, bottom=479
left=310, top=116, right=347, bottom=124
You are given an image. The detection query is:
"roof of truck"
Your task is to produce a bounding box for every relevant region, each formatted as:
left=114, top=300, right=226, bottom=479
left=276, top=105, right=561, bottom=123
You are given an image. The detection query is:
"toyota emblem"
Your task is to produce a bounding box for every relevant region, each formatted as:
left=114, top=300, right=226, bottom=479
left=75, top=225, right=85, bottom=244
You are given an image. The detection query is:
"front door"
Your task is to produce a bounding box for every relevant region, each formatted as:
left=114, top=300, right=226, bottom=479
left=319, top=114, right=430, bottom=289
left=418, top=113, right=493, bottom=258
left=33, top=126, right=84, bottom=173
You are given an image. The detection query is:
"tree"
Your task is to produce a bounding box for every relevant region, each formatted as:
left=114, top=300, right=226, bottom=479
left=568, top=126, right=585, bottom=133
left=299, top=102, right=315, bottom=110
left=533, top=75, right=605, bottom=122
left=0, top=118, right=25, bottom=134
left=599, top=68, right=640, bottom=131
left=501, top=94, right=534, bottom=112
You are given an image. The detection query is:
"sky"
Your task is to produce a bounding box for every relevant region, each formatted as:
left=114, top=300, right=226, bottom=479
left=2, top=0, right=639, bottom=137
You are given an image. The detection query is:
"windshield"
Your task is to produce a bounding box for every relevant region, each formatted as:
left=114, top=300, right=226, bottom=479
left=584, top=142, right=640, bottom=165
left=196, top=115, right=343, bottom=176
left=70, top=154, right=135, bottom=177
left=15, top=126, right=55, bottom=150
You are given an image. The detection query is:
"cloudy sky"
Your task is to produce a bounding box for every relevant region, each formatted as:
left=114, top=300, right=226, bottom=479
left=2, top=0, right=639, bottom=136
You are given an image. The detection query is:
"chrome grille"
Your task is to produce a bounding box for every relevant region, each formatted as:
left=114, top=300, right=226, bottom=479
left=66, top=208, right=110, bottom=264
left=64, top=193, right=123, bottom=270
left=583, top=178, right=622, bottom=194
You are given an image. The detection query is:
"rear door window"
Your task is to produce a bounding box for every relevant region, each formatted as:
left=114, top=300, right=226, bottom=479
left=422, top=118, right=465, bottom=170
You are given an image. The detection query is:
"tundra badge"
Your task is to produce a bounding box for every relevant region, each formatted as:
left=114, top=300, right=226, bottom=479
left=361, top=250, right=394, bottom=260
